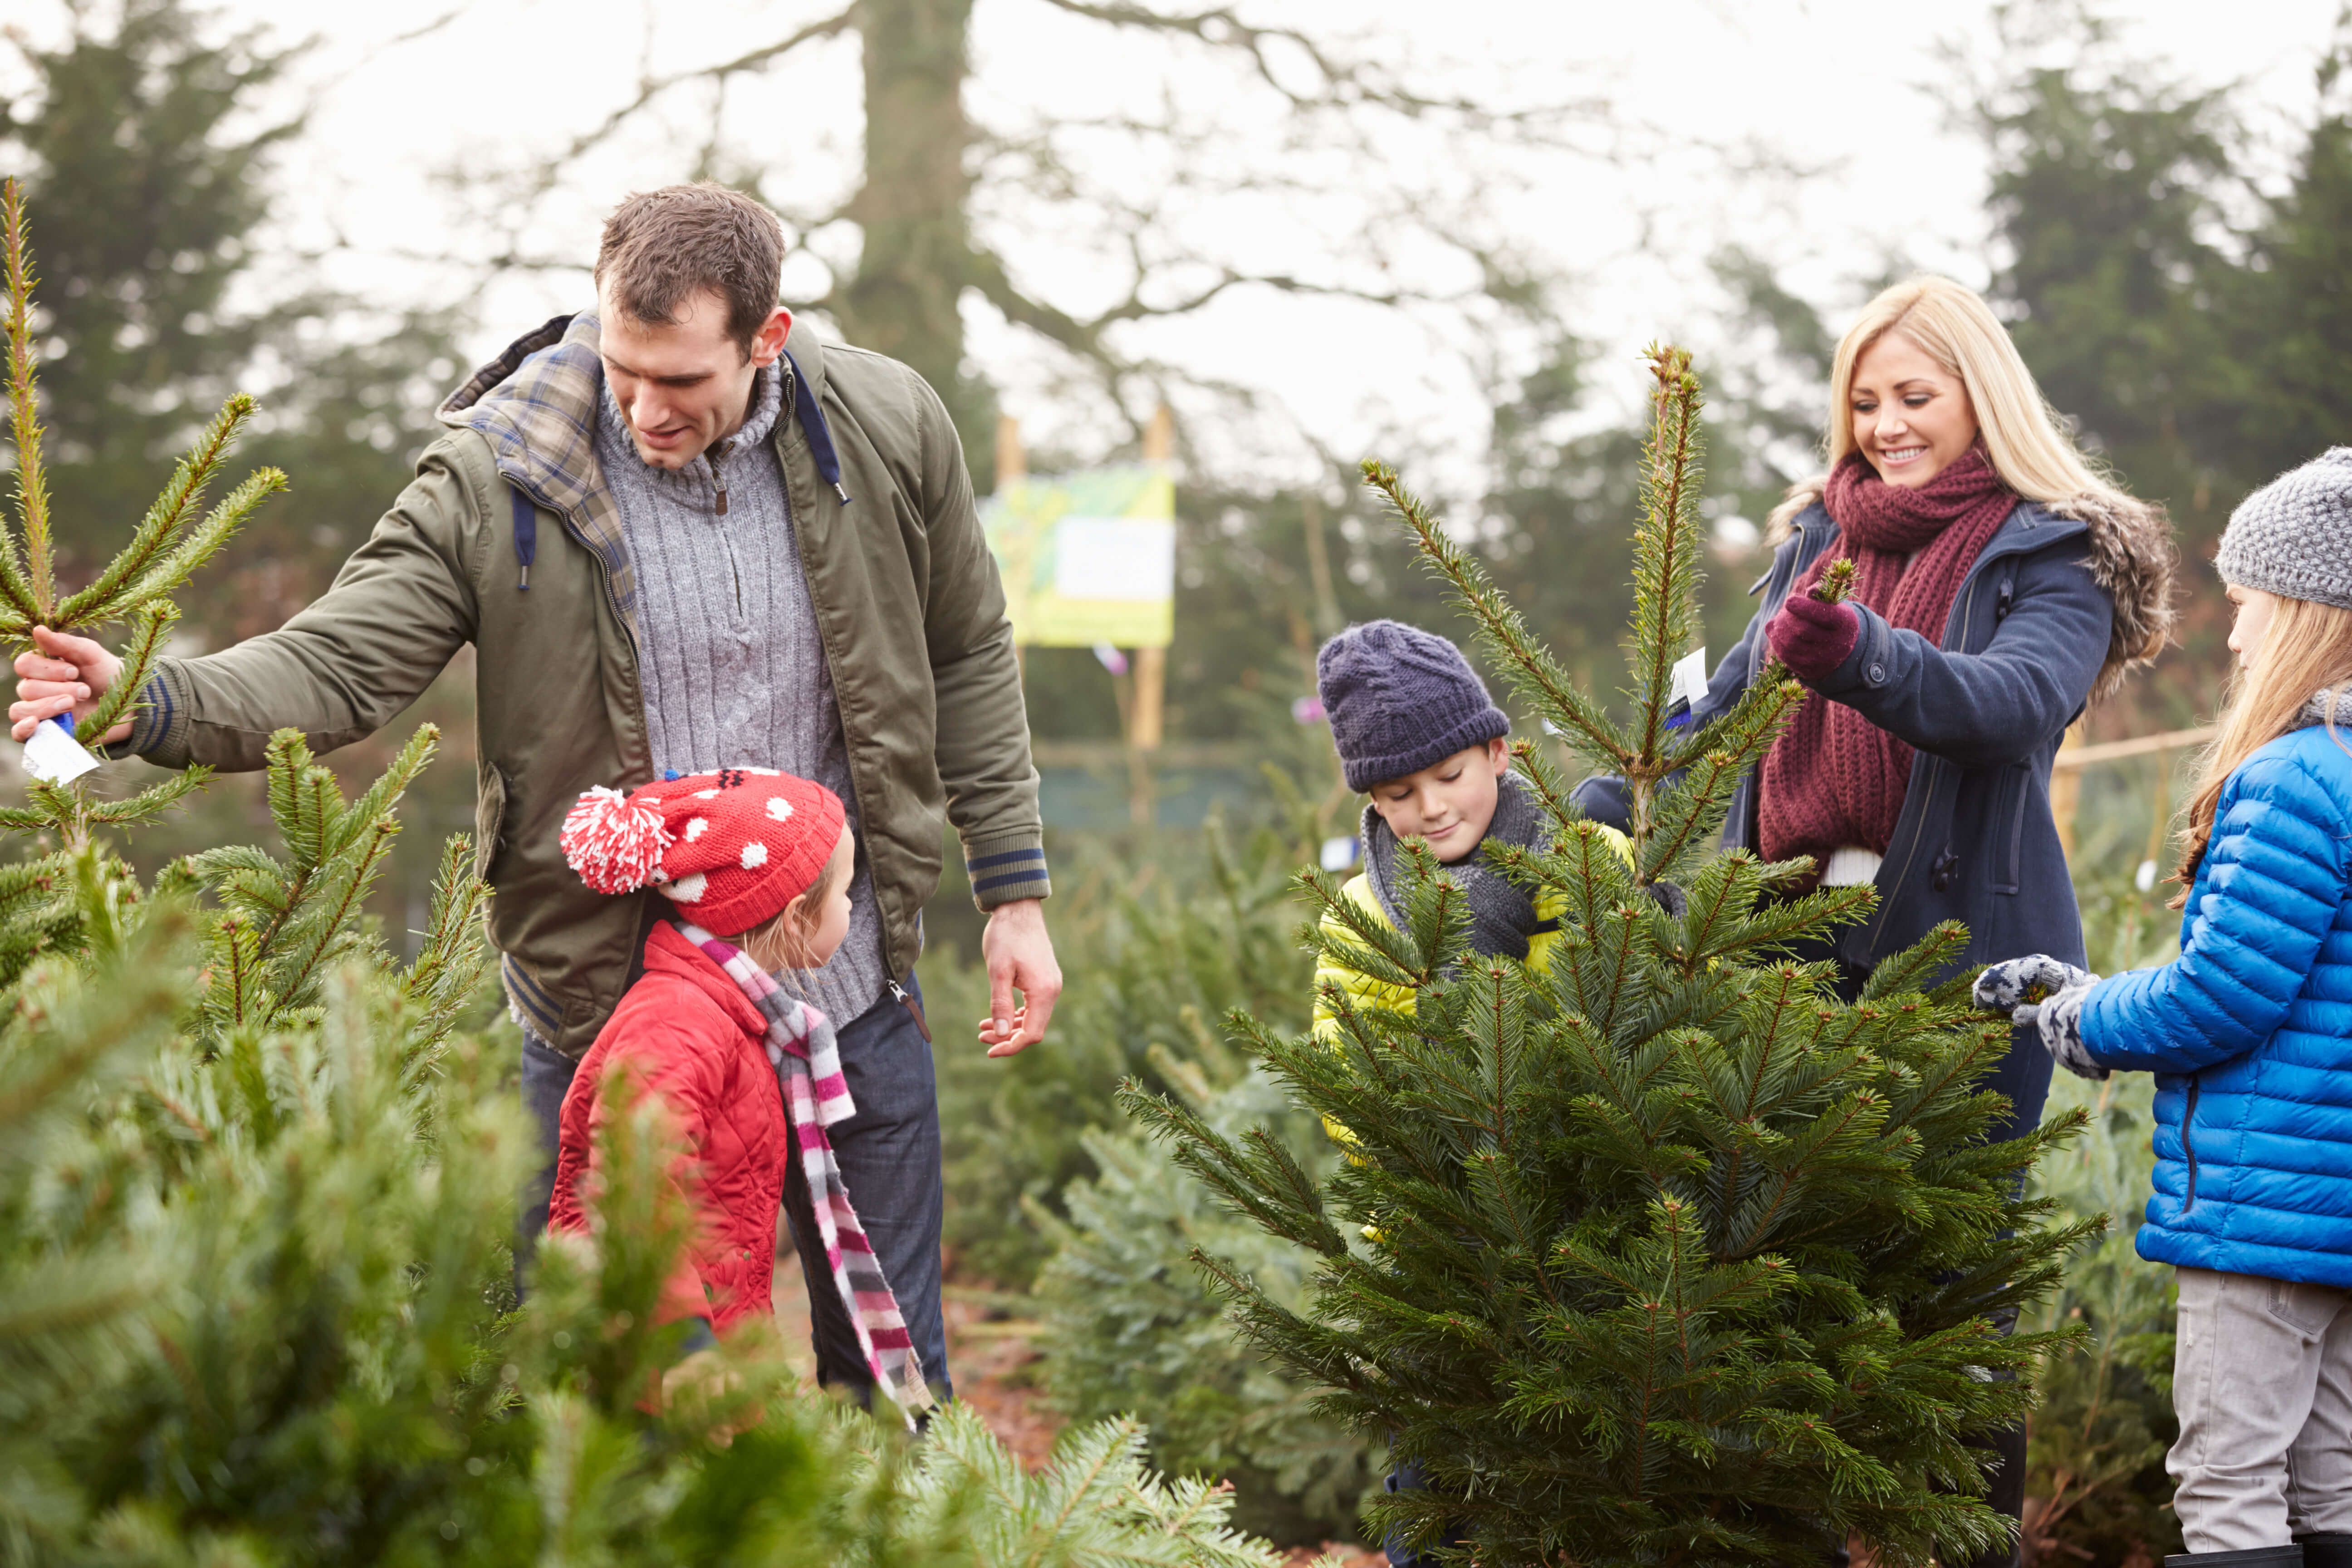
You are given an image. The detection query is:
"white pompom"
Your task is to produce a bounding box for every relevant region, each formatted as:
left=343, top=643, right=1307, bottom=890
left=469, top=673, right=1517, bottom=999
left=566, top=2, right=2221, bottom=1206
left=560, top=785, right=671, bottom=894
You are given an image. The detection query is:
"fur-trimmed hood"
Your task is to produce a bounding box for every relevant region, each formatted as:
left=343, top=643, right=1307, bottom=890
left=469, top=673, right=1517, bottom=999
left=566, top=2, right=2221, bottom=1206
left=1766, top=477, right=2177, bottom=706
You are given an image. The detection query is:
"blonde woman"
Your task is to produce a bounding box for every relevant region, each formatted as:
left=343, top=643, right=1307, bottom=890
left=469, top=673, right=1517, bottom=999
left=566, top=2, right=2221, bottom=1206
left=1977, top=451, right=2352, bottom=1568
left=1644, top=274, right=2177, bottom=1568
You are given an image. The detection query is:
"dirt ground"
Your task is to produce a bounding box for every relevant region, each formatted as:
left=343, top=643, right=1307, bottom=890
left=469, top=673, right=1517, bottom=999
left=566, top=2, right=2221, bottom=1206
left=770, top=1273, right=1379, bottom=1566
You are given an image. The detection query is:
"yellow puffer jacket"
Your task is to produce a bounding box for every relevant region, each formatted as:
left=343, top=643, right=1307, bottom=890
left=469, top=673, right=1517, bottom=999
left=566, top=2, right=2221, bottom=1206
left=1309, top=823, right=1634, bottom=1150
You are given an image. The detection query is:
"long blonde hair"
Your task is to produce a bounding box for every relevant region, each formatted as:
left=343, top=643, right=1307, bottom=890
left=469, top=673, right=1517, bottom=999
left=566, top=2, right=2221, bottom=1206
left=1769, top=275, right=2140, bottom=535
left=2172, top=595, right=2352, bottom=904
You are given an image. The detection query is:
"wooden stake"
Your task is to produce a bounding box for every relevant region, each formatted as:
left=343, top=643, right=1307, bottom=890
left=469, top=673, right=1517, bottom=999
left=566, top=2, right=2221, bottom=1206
left=1143, top=403, right=1174, bottom=466
left=1132, top=645, right=1166, bottom=751
left=995, top=413, right=1025, bottom=487
left=1302, top=492, right=1340, bottom=638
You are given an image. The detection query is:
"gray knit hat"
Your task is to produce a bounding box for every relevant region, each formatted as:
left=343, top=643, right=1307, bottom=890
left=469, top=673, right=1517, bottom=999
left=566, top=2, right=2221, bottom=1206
left=2215, top=447, right=2352, bottom=609
left=1316, top=619, right=1510, bottom=793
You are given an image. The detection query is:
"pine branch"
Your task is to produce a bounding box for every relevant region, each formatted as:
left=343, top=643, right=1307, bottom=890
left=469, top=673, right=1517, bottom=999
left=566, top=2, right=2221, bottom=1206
left=78, top=603, right=177, bottom=745
left=117, top=462, right=287, bottom=616
left=1, top=180, right=52, bottom=624
left=1117, top=1078, right=1348, bottom=1257
left=1628, top=347, right=1707, bottom=767
left=1361, top=459, right=1629, bottom=769
left=53, top=397, right=263, bottom=627
left=83, top=768, right=212, bottom=825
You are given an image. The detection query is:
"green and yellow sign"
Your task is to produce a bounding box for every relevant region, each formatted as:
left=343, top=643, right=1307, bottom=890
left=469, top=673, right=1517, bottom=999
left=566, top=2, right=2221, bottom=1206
left=980, top=465, right=1176, bottom=648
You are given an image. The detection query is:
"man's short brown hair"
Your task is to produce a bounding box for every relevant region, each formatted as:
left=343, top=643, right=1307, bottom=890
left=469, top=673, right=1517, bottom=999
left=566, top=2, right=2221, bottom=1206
left=594, top=183, right=785, bottom=356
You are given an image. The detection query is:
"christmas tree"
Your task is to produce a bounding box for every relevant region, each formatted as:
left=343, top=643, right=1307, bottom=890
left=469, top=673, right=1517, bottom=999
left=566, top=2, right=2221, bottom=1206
left=1123, top=348, right=2091, bottom=1567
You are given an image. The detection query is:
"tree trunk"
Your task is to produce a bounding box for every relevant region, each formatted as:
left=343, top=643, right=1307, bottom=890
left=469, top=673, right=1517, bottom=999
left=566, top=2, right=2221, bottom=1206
left=844, top=0, right=997, bottom=485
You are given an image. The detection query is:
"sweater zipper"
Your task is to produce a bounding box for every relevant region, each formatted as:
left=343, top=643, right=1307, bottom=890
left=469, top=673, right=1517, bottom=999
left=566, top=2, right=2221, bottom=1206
left=888, top=979, right=931, bottom=1043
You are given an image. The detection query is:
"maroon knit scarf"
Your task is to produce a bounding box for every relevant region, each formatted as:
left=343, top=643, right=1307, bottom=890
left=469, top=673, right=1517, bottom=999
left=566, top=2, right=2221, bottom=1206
left=1759, top=446, right=2019, bottom=877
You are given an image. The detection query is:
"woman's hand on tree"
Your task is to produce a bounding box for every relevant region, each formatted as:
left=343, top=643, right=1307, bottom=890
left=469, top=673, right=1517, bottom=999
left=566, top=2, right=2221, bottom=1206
left=1764, top=594, right=1860, bottom=682
left=10, top=626, right=130, bottom=744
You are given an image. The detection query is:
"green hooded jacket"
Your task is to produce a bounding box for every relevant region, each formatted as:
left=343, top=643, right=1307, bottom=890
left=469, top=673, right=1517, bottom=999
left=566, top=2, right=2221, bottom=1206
left=131, top=312, right=1047, bottom=1058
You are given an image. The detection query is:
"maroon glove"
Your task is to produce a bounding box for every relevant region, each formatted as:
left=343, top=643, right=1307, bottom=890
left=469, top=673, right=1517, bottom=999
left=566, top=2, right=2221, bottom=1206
left=1765, top=593, right=1860, bottom=681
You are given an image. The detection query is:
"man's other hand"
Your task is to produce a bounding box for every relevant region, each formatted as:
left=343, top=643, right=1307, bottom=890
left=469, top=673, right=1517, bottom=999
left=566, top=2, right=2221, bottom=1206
left=976, top=897, right=1060, bottom=1057
left=10, top=626, right=128, bottom=745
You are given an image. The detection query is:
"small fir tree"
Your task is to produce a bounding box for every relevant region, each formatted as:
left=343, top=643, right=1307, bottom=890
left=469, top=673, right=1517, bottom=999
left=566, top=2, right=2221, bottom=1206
left=2, top=176, right=284, bottom=851
left=1124, top=348, right=2091, bottom=1567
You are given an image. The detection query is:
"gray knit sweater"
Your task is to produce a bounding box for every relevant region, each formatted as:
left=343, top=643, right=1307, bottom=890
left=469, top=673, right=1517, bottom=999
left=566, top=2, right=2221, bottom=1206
left=595, top=364, right=888, bottom=1023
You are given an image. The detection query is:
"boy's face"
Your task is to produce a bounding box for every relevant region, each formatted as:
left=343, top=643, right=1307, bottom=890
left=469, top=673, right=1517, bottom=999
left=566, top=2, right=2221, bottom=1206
left=1367, top=738, right=1510, bottom=865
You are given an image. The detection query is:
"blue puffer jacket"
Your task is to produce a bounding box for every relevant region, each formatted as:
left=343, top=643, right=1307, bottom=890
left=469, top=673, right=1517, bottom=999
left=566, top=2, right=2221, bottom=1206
left=2081, top=719, right=2352, bottom=1287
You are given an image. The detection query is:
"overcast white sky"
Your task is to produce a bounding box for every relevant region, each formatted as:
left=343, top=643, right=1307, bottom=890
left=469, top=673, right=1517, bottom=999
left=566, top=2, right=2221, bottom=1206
left=12, top=0, right=2347, bottom=490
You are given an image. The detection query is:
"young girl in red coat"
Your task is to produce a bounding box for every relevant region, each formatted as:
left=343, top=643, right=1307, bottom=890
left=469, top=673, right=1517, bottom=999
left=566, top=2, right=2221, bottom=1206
left=544, top=767, right=929, bottom=1417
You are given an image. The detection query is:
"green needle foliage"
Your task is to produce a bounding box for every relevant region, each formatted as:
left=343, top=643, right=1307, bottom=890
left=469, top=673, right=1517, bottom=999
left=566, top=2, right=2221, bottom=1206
left=0, top=182, right=1280, bottom=1568
left=3, top=176, right=284, bottom=847
left=1122, top=348, right=2092, bottom=1567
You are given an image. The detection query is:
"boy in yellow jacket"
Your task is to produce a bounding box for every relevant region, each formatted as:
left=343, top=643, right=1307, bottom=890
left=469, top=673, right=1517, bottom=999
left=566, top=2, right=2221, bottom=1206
left=1310, top=620, right=1601, bottom=1041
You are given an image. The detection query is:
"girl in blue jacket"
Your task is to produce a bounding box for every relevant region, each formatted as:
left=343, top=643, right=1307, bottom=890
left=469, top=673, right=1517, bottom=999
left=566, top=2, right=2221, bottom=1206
left=1979, top=448, right=2352, bottom=1568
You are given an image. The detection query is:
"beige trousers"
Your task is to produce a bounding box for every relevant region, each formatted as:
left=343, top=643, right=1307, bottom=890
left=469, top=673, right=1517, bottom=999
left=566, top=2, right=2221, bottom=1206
left=2171, top=1266, right=2352, bottom=1552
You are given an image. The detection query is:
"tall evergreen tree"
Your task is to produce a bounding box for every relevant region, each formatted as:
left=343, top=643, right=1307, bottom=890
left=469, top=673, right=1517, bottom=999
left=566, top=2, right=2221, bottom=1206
left=1124, top=349, right=2088, bottom=1566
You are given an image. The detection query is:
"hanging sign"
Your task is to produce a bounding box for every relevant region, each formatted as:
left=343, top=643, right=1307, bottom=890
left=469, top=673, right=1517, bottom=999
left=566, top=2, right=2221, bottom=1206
left=981, top=465, right=1176, bottom=648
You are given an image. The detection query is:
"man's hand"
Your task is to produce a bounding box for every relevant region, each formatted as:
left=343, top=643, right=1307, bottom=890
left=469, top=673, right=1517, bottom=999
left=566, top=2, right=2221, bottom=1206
left=10, top=626, right=128, bottom=745
left=977, top=897, right=1060, bottom=1057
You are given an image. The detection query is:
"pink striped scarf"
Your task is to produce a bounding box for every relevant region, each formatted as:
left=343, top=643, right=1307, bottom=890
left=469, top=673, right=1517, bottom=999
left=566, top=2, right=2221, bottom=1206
left=676, top=921, right=932, bottom=1422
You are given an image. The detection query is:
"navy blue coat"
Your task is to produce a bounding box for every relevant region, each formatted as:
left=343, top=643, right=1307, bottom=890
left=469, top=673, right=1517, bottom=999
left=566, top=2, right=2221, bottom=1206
left=1691, top=498, right=2127, bottom=1141
left=2081, top=723, right=2352, bottom=1287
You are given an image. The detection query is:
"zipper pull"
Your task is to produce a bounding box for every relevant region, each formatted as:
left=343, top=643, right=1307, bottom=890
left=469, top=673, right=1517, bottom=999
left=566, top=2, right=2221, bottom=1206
left=888, top=979, right=931, bottom=1043
left=711, top=442, right=730, bottom=515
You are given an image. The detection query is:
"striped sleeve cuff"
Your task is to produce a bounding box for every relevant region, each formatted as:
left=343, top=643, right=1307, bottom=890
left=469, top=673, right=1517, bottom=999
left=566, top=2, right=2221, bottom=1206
left=964, top=833, right=1050, bottom=910
left=123, top=667, right=185, bottom=763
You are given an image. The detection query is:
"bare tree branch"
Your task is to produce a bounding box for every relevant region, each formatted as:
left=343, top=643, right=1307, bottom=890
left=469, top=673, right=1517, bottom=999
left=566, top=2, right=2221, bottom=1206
left=1029, top=0, right=1611, bottom=127
left=546, top=7, right=858, bottom=173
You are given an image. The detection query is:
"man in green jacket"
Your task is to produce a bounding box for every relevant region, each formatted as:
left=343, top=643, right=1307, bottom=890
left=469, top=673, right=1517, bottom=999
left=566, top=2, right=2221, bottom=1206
left=9, top=183, right=1056, bottom=1400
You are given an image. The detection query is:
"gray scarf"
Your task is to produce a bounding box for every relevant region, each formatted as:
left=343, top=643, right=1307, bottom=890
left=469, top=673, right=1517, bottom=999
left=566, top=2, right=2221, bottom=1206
left=2298, top=688, right=2352, bottom=730
left=1361, top=770, right=1558, bottom=960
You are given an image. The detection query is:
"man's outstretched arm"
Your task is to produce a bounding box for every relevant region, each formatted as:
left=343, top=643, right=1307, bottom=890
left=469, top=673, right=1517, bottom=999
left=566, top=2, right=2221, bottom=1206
left=11, top=452, right=482, bottom=769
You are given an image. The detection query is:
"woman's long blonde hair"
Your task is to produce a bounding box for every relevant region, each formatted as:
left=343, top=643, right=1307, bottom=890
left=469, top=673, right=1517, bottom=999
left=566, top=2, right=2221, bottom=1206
left=2172, top=595, right=2352, bottom=904
left=1769, top=275, right=2139, bottom=534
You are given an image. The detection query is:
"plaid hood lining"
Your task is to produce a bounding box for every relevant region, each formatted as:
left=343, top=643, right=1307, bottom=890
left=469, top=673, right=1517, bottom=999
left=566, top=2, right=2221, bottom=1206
left=438, top=311, right=638, bottom=633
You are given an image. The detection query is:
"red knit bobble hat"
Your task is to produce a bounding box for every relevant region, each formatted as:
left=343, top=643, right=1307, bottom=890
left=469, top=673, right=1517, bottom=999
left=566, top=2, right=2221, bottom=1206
left=560, top=768, right=847, bottom=937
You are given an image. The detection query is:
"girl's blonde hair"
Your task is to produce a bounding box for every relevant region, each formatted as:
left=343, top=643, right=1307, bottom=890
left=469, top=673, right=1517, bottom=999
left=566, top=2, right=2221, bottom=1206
left=737, top=840, right=853, bottom=973
left=2172, top=595, right=2352, bottom=905
left=1769, top=275, right=2139, bottom=535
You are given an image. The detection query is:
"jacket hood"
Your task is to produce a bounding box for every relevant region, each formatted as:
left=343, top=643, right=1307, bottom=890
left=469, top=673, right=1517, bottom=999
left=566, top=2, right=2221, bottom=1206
left=1767, top=477, right=2178, bottom=706
left=434, top=310, right=841, bottom=638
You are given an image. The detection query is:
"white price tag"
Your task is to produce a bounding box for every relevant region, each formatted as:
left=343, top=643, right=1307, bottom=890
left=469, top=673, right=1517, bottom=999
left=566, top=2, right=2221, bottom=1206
left=22, top=714, right=100, bottom=784
left=1667, top=646, right=1709, bottom=710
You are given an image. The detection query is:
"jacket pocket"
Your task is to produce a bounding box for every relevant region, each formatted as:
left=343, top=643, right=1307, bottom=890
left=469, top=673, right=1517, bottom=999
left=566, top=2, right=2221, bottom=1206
left=2182, top=1077, right=2202, bottom=1212
left=474, top=763, right=508, bottom=885
left=1989, top=763, right=2029, bottom=894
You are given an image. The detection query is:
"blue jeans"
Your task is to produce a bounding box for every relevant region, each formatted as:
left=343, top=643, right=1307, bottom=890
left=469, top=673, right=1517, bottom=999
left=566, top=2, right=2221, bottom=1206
left=515, top=974, right=952, bottom=1402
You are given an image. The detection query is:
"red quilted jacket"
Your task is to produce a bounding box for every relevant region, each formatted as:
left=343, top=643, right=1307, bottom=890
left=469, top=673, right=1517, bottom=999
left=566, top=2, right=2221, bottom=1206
left=547, top=921, right=788, bottom=1334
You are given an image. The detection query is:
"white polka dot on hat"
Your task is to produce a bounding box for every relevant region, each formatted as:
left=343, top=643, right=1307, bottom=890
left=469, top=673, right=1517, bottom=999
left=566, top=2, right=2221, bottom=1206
left=560, top=768, right=845, bottom=937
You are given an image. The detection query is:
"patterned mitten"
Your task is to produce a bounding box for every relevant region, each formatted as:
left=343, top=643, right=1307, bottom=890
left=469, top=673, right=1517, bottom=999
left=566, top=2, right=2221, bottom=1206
left=2034, top=980, right=2107, bottom=1082
left=1973, top=954, right=2096, bottom=1018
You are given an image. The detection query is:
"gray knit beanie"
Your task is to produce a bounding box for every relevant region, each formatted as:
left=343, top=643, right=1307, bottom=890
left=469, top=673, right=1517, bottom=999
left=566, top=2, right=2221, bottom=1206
left=1316, top=619, right=1510, bottom=794
left=2215, top=447, right=2352, bottom=609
